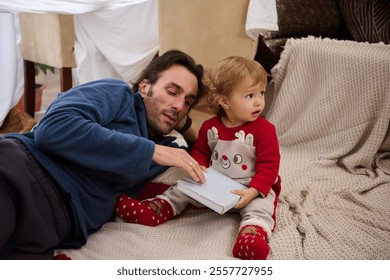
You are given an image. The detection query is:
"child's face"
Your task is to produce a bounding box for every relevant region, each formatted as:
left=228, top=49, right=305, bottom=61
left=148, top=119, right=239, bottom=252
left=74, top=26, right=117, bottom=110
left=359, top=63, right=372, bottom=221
left=220, top=77, right=266, bottom=127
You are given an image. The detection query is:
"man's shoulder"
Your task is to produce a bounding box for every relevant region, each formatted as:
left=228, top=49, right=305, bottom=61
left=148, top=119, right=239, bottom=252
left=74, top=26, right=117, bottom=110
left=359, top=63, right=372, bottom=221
left=78, top=78, right=130, bottom=90
left=78, top=78, right=137, bottom=101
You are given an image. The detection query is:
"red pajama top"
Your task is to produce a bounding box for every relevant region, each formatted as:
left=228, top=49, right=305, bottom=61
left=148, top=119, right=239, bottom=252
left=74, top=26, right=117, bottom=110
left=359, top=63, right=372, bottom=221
left=190, top=116, right=281, bottom=197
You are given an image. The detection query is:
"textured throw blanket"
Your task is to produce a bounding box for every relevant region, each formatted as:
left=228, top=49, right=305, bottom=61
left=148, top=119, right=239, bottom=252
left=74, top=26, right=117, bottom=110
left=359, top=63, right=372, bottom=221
left=266, top=37, right=390, bottom=259
left=58, top=37, right=390, bottom=259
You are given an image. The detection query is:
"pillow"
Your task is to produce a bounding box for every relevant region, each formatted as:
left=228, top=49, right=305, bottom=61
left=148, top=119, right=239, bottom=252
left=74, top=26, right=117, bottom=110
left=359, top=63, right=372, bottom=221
left=0, top=108, right=37, bottom=135
left=254, top=0, right=342, bottom=73
left=336, top=0, right=390, bottom=44
left=265, top=0, right=341, bottom=40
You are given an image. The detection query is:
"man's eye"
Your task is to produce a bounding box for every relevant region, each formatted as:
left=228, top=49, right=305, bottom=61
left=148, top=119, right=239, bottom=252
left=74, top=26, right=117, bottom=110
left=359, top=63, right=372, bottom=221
left=185, top=98, right=195, bottom=107
left=168, top=90, right=179, bottom=96
left=166, top=87, right=179, bottom=96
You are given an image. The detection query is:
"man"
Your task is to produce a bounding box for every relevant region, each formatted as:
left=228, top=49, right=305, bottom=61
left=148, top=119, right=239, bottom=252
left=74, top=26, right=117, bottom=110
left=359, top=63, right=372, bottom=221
left=0, top=50, right=206, bottom=259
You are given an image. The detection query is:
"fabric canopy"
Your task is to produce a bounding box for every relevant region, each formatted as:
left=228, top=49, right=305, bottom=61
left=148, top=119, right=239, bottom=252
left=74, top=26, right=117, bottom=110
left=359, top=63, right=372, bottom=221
left=0, top=0, right=147, bottom=14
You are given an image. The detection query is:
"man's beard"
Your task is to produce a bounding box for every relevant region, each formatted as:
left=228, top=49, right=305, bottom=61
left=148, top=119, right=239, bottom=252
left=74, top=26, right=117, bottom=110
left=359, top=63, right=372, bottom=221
left=147, top=112, right=177, bottom=136
left=146, top=87, right=180, bottom=136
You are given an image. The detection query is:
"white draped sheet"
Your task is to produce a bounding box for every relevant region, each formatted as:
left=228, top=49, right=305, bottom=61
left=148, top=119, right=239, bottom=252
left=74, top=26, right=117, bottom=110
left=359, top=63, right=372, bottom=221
left=0, top=13, right=24, bottom=127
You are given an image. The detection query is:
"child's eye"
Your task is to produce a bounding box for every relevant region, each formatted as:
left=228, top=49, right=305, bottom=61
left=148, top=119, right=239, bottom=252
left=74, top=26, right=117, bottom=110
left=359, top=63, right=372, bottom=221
left=259, top=91, right=265, bottom=96
left=245, top=94, right=253, bottom=99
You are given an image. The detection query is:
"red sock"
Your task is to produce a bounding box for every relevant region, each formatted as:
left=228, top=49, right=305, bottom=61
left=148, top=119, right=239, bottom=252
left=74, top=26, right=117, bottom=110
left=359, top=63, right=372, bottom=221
left=53, top=253, right=71, bottom=260
left=115, top=194, right=174, bottom=227
left=232, top=225, right=269, bottom=260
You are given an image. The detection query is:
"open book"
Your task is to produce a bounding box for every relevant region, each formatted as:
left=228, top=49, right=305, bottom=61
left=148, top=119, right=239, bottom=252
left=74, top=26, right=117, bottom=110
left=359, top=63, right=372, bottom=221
left=177, top=167, right=247, bottom=214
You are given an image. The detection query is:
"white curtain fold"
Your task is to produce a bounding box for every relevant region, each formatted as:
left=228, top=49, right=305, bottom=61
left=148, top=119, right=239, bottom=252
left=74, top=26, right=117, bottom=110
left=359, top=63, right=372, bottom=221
left=0, top=0, right=147, bottom=14
left=0, top=13, right=23, bottom=126
left=74, top=0, right=158, bottom=85
left=246, top=0, right=279, bottom=41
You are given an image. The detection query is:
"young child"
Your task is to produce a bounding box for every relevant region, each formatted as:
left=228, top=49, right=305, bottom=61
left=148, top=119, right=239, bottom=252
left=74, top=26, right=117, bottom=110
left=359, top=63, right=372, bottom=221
left=115, top=56, right=281, bottom=260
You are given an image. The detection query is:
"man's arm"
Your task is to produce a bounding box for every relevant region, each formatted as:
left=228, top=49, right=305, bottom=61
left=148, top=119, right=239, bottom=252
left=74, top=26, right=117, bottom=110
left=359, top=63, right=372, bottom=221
left=34, top=79, right=155, bottom=177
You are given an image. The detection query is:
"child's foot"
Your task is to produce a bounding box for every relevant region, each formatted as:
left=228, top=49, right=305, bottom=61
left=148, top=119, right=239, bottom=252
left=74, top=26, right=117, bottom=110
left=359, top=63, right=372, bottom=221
left=115, top=194, right=174, bottom=227
left=232, top=225, right=269, bottom=260
left=53, top=253, right=71, bottom=260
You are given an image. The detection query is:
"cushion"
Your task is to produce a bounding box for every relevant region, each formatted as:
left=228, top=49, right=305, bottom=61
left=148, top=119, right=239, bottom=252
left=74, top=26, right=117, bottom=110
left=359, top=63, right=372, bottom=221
left=265, top=0, right=341, bottom=40
left=255, top=0, right=343, bottom=74
left=336, top=0, right=390, bottom=44
left=0, top=108, right=37, bottom=135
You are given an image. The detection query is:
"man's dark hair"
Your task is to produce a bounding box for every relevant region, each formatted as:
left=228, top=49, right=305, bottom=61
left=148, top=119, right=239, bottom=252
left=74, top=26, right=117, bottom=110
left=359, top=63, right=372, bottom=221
left=132, top=49, right=204, bottom=106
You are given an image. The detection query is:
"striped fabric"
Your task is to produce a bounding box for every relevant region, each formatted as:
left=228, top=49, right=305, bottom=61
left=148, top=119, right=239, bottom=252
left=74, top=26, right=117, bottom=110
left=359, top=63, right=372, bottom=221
left=336, top=0, right=390, bottom=44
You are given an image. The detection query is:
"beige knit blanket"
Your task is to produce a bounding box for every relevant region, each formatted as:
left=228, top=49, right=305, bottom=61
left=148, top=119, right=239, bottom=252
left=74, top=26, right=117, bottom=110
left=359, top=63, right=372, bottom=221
left=58, top=37, right=390, bottom=259
left=266, top=37, right=390, bottom=259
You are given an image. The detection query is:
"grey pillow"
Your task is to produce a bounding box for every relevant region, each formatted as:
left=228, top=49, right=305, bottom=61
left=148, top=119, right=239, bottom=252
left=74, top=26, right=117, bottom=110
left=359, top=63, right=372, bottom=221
left=336, top=0, right=390, bottom=44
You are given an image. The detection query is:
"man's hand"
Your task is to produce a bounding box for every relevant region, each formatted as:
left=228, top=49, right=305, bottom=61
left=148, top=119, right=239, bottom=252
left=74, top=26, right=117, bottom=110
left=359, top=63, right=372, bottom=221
left=153, top=144, right=206, bottom=183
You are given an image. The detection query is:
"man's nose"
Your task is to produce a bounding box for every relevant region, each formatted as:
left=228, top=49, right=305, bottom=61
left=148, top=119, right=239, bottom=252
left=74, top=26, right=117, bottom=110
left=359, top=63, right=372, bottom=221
left=172, top=95, right=185, bottom=112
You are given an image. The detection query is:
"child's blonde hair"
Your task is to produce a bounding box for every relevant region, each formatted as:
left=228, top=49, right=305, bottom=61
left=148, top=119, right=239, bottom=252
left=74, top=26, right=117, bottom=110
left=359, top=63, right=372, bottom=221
left=204, top=56, right=268, bottom=115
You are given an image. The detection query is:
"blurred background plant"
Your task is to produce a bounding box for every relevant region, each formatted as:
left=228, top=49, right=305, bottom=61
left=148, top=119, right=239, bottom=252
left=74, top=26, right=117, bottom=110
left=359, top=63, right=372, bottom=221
left=35, top=63, right=55, bottom=76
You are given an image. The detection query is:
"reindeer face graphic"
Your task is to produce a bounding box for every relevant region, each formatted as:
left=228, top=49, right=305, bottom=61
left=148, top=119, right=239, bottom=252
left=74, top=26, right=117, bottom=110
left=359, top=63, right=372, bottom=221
left=207, top=127, right=256, bottom=181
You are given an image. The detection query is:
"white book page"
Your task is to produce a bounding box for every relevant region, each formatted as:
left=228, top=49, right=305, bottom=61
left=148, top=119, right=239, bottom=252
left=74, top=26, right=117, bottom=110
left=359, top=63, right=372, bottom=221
left=178, top=168, right=247, bottom=213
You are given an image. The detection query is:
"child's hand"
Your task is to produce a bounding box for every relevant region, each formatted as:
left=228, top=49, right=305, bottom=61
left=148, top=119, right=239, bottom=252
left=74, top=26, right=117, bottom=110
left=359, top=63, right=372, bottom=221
left=232, top=187, right=260, bottom=209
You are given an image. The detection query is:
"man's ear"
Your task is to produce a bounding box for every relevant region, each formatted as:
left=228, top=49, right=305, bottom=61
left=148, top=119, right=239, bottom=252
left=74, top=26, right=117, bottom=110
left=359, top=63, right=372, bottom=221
left=139, top=79, right=150, bottom=97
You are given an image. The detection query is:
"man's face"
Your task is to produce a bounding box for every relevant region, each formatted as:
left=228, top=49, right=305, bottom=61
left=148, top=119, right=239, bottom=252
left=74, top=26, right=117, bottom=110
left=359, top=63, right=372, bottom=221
left=139, top=64, right=198, bottom=137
